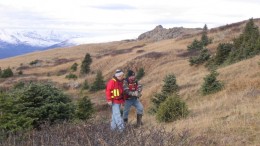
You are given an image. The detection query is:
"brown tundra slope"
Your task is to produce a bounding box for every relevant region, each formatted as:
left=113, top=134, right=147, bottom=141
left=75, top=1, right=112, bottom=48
left=0, top=18, right=260, bottom=145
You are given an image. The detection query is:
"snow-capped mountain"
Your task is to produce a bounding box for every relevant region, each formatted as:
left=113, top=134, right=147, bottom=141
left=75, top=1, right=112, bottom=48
left=0, top=29, right=81, bottom=47
left=0, top=29, right=138, bottom=59
left=0, top=29, right=86, bottom=59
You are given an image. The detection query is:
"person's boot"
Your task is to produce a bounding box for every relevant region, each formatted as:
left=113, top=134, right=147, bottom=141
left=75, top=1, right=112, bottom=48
left=123, top=118, right=128, bottom=124
left=136, top=114, right=142, bottom=128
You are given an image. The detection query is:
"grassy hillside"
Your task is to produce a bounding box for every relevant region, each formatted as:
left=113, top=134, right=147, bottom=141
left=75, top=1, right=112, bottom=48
left=0, top=19, right=260, bottom=145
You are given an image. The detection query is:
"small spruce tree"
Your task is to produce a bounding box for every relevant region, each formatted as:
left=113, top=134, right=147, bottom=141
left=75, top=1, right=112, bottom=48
left=70, top=63, right=78, bottom=72
left=214, top=43, right=233, bottom=65
left=136, top=68, right=145, bottom=81
left=200, top=24, right=212, bottom=47
left=187, top=39, right=203, bottom=51
left=80, top=53, right=92, bottom=74
left=76, top=96, right=94, bottom=120
left=90, top=70, right=106, bottom=92
left=161, top=74, right=179, bottom=95
left=81, top=80, right=89, bottom=90
left=201, top=69, right=223, bottom=95
left=150, top=73, right=179, bottom=114
left=156, top=95, right=188, bottom=122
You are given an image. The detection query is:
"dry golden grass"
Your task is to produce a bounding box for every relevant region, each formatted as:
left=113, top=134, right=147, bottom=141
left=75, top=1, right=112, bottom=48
left=0, top=19, right=260, bottom=145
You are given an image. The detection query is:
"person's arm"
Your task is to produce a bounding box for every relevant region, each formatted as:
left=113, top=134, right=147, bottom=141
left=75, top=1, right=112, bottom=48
left=106, top=80, right=113, bottom=104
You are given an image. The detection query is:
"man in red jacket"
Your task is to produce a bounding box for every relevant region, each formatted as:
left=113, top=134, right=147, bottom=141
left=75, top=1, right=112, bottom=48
left=106, top=69, right=125, bottom=131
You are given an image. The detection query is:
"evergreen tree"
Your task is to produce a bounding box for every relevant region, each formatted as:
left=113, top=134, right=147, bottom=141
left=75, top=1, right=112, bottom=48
left=76, top=96, right=94, bottom=120
left=150, top=73, right=179, bottom=114
left=200, top=24, right=212, bottom=47
left=136, top=67, right=145, bottom=81
left=189, top=48, right=211, bottom=66
left=0, top=67, right=2, bottom=77
left=214, top=43, right=233, bottom=65
left=156, top=95, right=188, bottom=122
left=150, top=92, right=168, bottom=114
left=0, top=83, right=76, bottom=132
left=161, top=74, right=179, bottom=95
left=81, top=80, right=89, bottom=90
left=187, top=24, right=212, bottom=66
left=201, top=69, right=223, bottom=95
left=90, top=70, right=106, bottom=92
left=187, top=39, right=203, bottom=51
left=70, top=63, right=78, bottom=72
left=227, top=18, right=260, bottom=63
left=80, top=53, right=92, bottom=74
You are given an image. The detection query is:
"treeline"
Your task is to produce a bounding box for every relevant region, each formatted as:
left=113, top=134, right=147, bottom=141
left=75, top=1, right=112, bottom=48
left=184, top=18, right=260, bottom=96
left=188, top=18, right=260, bottom=67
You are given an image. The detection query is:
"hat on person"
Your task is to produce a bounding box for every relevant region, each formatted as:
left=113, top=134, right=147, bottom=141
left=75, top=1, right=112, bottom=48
left=115, top=69, right=124, bottom=77
left=127, top=70, right=135, bottom=77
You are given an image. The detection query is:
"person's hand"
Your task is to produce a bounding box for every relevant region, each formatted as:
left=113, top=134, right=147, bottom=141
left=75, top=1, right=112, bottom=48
left=131, top=91, right=139, bottom=97
left=137, top=92, right=142, bottom=98
left=137, top=85, right=142, bottom=92
left=107, top=101, right=112, bottom=106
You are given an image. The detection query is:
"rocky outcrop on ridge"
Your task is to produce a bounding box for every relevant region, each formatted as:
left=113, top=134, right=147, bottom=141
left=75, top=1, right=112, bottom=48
left=137, top=25, right=202, bottom=41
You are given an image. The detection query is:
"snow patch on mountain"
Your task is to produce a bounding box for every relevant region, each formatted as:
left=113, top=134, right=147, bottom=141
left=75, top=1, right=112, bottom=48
left=0, top=29, right=83, bottom=47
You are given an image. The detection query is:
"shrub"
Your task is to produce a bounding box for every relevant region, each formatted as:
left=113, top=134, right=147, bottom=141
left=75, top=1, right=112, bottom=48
left=1, top=67, right=13, bottom=78
left=18, top=70, right=23, bottom=75
left=0, top=83, right=76, bottom=132
left=29, top=60, right=39, bottom=66
left=76, top=96, right=94, bottom=120
left=13, top=82, right=25, bottom=89
left=156, top=95, right=188, bottom=122
left=201, top=69, right=223, bottom=95
left=0, top=122, right=205, bottom=146
left=65, top=73, right=78, bottom=80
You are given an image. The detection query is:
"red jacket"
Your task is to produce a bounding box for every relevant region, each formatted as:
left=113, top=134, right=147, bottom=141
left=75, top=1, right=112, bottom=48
left=106, top=76, right=124, bottom=104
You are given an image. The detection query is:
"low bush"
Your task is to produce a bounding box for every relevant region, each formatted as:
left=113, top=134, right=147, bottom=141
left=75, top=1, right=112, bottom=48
left=156, top=95, right=188, bottom=122
left=65, top=73, right=77, bottom=80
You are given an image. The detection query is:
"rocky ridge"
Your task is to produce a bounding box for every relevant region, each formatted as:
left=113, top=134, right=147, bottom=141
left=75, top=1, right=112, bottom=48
left=138, top=25, right=202, bottom=41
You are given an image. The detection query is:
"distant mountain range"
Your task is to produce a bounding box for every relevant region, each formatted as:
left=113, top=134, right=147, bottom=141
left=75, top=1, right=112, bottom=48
left=0, top=25, right=202, bottom=59
left=0, top=29, right=88, bottom=59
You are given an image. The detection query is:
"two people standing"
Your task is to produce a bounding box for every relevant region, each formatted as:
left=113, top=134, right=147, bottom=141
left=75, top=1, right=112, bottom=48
left=105, top=69, right=144, bottom=131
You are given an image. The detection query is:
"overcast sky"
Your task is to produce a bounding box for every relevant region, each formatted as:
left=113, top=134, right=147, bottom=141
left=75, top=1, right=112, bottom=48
left=1, top=0, right=260, bottom=41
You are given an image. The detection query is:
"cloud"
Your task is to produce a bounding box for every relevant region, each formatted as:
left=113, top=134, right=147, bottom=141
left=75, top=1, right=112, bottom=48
left=92, top=4, right=136, bottom=10
left=0, top=0, right=260, bottom=42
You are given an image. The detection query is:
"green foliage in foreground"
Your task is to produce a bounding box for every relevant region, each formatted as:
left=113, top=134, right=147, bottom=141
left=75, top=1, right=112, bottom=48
left=0, top=82, right=94, bottom=133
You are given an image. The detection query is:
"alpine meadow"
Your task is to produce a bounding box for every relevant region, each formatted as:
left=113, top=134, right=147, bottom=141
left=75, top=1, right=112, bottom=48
left=0, top=18, right=260, bottom=145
